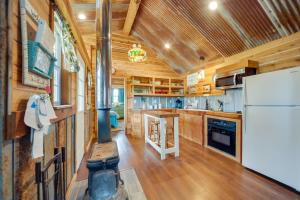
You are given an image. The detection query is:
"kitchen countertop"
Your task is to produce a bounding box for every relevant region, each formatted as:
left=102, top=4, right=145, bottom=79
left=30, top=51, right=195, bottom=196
left=145, top=112, right=180, bottom=118
left=178, top=109, right=242, bottom=119
left=132, top=108, right=242, bottom=119
left=132, top=108, right=175, bottom=112
left=178, top=108, right=242, bottom=114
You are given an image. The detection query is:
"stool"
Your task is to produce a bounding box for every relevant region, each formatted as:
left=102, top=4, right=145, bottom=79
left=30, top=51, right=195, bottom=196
left=166, top=118, right=174, bottom=148
left=150, top=120, right=160, bottom=144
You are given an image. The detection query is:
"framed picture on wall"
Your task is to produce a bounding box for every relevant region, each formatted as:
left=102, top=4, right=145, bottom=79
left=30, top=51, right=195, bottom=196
left=20, top=0, right=55, bottom=88
left=187, top=72, right=198, bottom=86
left=202, top=84, right=211, bottom=93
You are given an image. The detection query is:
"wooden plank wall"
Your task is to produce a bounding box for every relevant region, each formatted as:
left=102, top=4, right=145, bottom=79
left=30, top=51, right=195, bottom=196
left=185, top=66, right=225, bottom=97
left=91, top=33, right=181, bottom=78
left=0, top=0, right=8, bottom=198
left=11, top=0, right=50, bottom=112
left=3, top=113, right=78, bottom=199
left=220, top=32, right=300, bottom=73
left=187, top=32, right=300, bottom=96
left=2, top=0, right=96, bottom=199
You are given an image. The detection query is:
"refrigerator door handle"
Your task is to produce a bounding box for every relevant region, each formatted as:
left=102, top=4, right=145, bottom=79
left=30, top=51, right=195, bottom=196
left=243, top=78, right=247, bottom=134
left=243, top=106, right=246, bottom=135
left=243, top=77, right=247, bottom=105
left=233, top=73, right=237, bottom=86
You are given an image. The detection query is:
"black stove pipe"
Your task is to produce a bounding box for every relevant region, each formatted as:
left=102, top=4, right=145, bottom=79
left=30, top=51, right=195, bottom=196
left=96, top=0, right=112, bottom=143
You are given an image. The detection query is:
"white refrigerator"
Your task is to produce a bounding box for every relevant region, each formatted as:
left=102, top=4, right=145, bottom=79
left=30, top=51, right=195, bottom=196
left=243, top=66, right=300, bottom=192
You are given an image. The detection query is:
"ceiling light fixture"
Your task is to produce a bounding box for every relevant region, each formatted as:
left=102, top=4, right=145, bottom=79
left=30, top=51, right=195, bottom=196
left=209, top=1, right=218, bottom=11
left=128, top=44, right=147, bottom=63
left=164, top=43, right=171, bottom=49
left=78, top=13, right=87, bottom=20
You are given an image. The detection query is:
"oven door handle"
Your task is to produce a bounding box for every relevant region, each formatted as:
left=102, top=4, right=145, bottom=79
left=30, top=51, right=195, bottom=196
left=208, top=125, right=236, bottom=132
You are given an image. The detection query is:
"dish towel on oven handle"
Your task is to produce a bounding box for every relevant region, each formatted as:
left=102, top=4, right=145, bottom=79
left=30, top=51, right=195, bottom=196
left=24, top=94, right=57, bottom=159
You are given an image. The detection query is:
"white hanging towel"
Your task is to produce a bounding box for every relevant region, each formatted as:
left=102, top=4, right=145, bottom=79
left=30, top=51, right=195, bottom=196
left=24, top=95, right=41, bottom=130
left=31, top=128, right=44, bottom=158
left=38, top=94, right=57, bottom=135
left=24, top=94, right=57, bottom=159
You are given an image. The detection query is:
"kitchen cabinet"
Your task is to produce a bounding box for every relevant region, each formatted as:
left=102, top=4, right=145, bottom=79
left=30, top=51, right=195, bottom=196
left=178, top=110, right=204, bottom=145
left=131, top=111, right=143, bottom=137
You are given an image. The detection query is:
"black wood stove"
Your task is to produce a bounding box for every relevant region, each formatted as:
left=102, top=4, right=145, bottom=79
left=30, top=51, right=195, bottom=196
left=86, top=0, right=128, bottom=199
left=86, top=142, right=128, bottom=200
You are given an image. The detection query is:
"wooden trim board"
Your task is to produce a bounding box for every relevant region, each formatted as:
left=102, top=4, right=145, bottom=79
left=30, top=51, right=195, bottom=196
left=66, top=173, right=77, bottom=200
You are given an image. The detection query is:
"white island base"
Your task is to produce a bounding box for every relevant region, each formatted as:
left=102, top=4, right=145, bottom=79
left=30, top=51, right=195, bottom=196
left=144, top=112, right=179, bottom=160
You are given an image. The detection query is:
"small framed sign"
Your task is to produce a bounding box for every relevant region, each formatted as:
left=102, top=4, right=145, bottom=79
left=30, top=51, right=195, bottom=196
left=202, top=84, right=211, bottom=93
left=20, top=0, right=55, bottom=88
left=187, top=70, right=205, bottom=87
left=187, top=73, right=198, bottom=86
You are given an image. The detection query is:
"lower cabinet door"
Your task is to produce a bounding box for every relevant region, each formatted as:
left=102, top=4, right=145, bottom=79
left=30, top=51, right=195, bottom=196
left=181, top=113, right=203, bottom=145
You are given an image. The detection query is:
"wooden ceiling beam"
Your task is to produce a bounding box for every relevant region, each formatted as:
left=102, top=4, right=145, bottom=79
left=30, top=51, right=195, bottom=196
left=123, top=0, right=141, bottom=35
left=54, top=0, right=91, bottom=66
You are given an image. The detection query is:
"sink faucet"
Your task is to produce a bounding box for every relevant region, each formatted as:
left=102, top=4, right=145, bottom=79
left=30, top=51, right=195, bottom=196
left=205, top=98, right=210, bottom=110
left=217, top=99, right=224, bottom=112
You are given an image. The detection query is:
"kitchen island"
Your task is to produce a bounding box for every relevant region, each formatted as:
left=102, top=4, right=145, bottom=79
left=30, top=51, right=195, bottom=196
left=144, top=112, right=179, bottom=160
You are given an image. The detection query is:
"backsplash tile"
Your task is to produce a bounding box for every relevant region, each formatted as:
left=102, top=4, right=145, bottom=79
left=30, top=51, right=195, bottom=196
left=134, top=96, right=184, bottom=109
left=133, top=89, right=243, bottom=112
left=184, top=89, right=243, bottom=112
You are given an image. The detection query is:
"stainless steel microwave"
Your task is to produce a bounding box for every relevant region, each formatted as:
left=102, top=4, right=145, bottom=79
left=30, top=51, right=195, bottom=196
left=215, top=67, right=257, bottom=89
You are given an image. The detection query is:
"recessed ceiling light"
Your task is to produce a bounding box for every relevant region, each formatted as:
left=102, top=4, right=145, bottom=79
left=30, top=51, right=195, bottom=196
left=164, top=43, right=171, bottom=49
left=209, top=1, right=218, bottom=11
left=78, top=13, right=87, bottom=20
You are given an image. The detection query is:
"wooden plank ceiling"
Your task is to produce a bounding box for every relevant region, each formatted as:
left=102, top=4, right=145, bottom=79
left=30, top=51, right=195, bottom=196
left=70, top=0, right=300, bottom=73
left=92, top=33, right=179, bottom=77
left=70, top=0, right=130, bottom=49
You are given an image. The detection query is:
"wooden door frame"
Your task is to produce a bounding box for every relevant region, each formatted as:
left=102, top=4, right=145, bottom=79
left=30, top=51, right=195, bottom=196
left=124, top=77, right=127, bottom=131
left=111, top=76, right=126, bottom=131
left=75, top=53, right=85, bottom=170
left=0, top=0, right=10, bottom=198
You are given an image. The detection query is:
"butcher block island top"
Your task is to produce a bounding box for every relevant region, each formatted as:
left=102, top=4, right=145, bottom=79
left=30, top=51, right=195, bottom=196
left=145, top=111, right=179, bottom=118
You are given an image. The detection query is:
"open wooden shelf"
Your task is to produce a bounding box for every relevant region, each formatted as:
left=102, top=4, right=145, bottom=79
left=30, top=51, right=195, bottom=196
left=154, top=85, right=170, bottom=88
left=130, top=83, right=153, bottom=87
left=134, top=93, right=184, bottom=97
left=170, top=86, right=184, bottom=89
left=130, top=76, right=186, bottom=97
left=5, top=105, right=76, bottom=140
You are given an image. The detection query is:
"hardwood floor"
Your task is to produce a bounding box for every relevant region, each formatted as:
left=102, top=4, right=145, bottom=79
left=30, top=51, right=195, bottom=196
left=114, top=132, right=300, bottom=200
